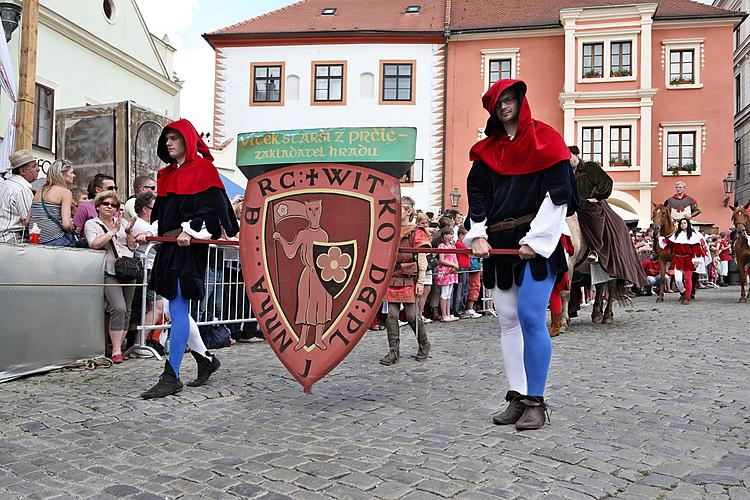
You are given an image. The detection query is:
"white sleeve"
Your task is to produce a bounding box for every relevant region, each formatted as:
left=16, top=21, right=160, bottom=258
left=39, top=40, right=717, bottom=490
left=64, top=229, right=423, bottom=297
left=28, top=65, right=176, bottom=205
left=462, top=218, right=487, bottom=247
left=519, top=192, right=566, bottom=258
left=181, top=221, right=212, bottom=240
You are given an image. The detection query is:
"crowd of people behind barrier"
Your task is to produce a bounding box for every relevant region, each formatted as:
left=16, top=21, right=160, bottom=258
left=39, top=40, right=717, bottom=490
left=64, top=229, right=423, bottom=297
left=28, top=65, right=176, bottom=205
left=1, top=150, right=747, bottom=364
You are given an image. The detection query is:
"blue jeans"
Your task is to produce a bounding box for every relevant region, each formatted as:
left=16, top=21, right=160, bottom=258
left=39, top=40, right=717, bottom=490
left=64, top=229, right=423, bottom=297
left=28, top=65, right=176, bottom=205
left=199, top=266, right=224, bottom=321
left=452, top=269, right=469, bottom=313
left=44, top=233, right=77, bottom=247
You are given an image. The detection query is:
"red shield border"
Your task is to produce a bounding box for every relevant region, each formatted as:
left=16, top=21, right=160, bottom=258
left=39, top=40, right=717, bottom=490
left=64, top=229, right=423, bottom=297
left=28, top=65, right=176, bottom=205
left=240, top=163, right=402, bottom=392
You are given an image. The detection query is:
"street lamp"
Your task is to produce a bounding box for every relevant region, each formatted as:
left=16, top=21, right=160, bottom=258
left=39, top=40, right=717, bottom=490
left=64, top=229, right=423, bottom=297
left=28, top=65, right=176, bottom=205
left=723, top=172, right=736, bottom=207
left=449, top=187, right=461, bottom=208
left=0, top=2, right=21, bottom=42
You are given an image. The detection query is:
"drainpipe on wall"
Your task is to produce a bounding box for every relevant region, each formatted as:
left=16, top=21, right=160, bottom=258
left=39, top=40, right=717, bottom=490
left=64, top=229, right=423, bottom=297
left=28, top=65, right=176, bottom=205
left=441, top=0, right=451, bottom=213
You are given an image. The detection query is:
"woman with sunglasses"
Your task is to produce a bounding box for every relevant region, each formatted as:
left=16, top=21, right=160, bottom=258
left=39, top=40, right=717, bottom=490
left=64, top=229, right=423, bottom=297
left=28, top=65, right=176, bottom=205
left=29, top=159, right=76, bottom=246
left=84, top=191, right=137, bottom=364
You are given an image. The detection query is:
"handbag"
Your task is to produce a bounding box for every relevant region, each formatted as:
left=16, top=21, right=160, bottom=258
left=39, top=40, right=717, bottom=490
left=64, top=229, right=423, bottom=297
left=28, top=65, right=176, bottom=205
left=426, top=252, right=439, bottom=271
left=97, top=222, right=142, bottom=281
left=199, top=324, right=232, bottom=349
left=40, top=198, right=84, bottom=247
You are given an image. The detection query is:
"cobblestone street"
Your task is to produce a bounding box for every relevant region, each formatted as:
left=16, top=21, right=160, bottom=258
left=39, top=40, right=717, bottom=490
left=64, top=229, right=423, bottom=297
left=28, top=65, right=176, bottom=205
left=1, top=285, right=749, bottom=499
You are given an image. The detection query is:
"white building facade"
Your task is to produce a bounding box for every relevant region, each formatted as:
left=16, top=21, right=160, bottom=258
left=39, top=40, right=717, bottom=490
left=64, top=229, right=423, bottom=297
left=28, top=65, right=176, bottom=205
left=205, top=0, right=448, bottom=212
left=0, top=0, right=181, bottom=164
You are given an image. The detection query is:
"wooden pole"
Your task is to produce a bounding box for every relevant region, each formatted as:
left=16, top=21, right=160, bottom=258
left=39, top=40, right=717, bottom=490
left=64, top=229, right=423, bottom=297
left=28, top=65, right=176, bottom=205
left=16, top=0, right=39, bottom=150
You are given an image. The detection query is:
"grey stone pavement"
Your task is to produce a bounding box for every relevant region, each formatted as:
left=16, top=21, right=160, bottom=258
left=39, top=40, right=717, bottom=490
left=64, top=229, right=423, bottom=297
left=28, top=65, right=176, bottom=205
left=1, top=286, right=749, bottom=499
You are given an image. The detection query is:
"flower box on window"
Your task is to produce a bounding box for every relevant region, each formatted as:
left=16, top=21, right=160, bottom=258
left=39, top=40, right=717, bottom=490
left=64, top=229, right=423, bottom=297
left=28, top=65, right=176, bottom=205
left=583, top=70, right=602, bottom=79
left=670, top=76, right=695, bottom=85
left=609, top=157, right=631, bottom=167
left=668, top=162, right=696, bottom=175
left=611, top=69, right=632, bottom=77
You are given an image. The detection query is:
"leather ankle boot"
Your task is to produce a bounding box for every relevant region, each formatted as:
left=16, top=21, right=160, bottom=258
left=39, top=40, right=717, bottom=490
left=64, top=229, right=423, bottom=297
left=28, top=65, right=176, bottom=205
left=379, top=318, right=400, bottom=366
left=515, top=396, right=548, bottom=431
left=548, top=313, right=561, bottom=337
left=410, top=317, right=430, bottom=361
left=141, top=360, right=183, bottom=399
left=186, top=351, right=221, bottom=387
left=492, top=391, right=525, bottom=425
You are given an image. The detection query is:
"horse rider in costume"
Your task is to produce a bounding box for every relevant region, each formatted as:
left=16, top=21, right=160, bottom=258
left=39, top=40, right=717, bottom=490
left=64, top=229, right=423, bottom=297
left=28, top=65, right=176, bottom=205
left=571, top=150, right=646, bottom=290
left=141, top=119, right=239, bottom=399
left=465, top=79, right=579, bottom=430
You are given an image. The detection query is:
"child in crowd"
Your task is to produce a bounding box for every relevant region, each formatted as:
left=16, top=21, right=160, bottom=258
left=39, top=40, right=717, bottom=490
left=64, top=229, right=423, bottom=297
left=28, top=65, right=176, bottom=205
left=453, top=227, right=474, bottom=319
left=435, top=226, right=459, bottom=322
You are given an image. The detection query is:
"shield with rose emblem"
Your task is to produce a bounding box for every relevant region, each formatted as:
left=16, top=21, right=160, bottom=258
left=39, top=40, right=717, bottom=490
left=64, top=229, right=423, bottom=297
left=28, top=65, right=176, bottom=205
left=313, top=241, right=356, bottom=299
left=236, top=127, right=416, bottom=392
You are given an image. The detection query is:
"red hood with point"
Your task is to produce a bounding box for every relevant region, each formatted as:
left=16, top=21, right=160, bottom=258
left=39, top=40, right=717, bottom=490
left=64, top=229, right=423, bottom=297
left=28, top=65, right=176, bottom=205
left=156, top=118, right=225, bottom=196
left=469, top=79, right=570, bottom=176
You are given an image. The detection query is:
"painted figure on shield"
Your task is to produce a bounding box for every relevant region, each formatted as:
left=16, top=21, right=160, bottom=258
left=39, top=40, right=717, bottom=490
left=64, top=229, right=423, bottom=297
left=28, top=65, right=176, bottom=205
left=273, top=199, right=332, bottom=351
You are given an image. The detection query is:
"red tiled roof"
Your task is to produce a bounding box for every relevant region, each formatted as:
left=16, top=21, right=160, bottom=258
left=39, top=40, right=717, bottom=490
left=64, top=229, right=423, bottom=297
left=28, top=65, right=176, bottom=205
left=206, top=0, right=446, bottom=37
left=205, top=0, right=742, bottom=40
left=450, top=0, right=743, bottom=32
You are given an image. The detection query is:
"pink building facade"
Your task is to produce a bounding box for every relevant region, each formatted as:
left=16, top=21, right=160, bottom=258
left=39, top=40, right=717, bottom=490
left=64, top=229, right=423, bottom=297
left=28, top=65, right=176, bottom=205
left=446, top=1, right=743, bottom=228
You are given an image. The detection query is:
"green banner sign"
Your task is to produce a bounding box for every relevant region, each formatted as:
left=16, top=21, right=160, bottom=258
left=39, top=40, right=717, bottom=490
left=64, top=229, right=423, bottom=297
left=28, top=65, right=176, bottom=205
left=236, top=127, right=417, bottom=167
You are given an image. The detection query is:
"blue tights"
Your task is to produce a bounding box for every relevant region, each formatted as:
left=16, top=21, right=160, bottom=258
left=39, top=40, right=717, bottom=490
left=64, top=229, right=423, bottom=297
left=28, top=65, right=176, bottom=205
left=168, top=281, right=190, bottom=378
left=493, top=262, right=555, bottom=397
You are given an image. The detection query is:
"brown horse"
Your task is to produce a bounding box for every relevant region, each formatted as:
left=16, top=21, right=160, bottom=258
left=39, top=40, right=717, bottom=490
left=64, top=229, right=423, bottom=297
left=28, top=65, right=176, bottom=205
left=650, top=203, right=675, bottom=302
left=730, top=205, right=750, bottom=302
left=559, top=214, right=629, bottom=330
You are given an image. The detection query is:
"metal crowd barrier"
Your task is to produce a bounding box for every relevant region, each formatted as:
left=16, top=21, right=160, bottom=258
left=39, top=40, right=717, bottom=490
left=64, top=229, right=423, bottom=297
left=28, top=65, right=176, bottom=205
left=128, top=242, right=257, bottom=360
left=127, top=241, right=500, bottom=359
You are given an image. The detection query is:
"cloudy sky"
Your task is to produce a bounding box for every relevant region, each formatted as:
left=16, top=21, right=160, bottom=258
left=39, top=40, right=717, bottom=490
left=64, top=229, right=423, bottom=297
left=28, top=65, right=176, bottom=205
left=135, top=0, right=297, bottom=135
left=136, top=0, right=718, bottom=135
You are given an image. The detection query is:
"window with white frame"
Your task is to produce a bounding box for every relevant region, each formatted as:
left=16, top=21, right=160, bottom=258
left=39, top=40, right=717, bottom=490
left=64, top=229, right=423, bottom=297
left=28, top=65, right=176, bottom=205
left=581, top=127, right=603, bottom=165
left=662, top=39, right=703, bottom=89
left=660, top=122, right=703, bottom=175
left=481, top=48, right=518, bottom=90
left=401, top=159, right=424, bottom=184
left=610, top=41, right=632, bottom=77
left=576, top=118, right=640, bottom=169
left=577, top=32, right=638, bottom=83
left=488, top=59, right=512, bottom=87
left=666, top=132, right=696, bottom=173
left=582, top=43, right=603, bottom=78
left=609, top=126, right=631, bottom=166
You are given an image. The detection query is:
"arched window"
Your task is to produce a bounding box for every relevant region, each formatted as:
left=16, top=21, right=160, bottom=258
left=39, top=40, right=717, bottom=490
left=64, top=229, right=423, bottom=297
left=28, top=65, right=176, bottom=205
left=286, top=75, right=300, bottom=101
left=360, top=72, right=374, bottom=99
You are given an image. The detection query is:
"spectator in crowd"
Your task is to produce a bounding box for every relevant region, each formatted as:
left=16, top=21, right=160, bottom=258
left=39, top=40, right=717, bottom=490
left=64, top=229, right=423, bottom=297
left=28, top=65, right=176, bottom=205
left=435, top=226, right=459, bottom=322
left=84, top=192, right=137, bottom=363
left=30, top=159, right=77, bottom=246
left=415, top=212, right=434, bottom=324
left=71, top=188, right=87, bottom=218
left=641, top=253, right=661, bottom=296
left=465, top=253, right=483, bottom=318
left=124, top=175, right=157, bottom=220
left=128, top=191, right=163, bottom=351
left=716, top=231, right=732, bottom=286
left=453, top=227, right=472, bottom=319
left=0, top=150, right=39, bottom=243
left=74, top=173, right=116, bottom=234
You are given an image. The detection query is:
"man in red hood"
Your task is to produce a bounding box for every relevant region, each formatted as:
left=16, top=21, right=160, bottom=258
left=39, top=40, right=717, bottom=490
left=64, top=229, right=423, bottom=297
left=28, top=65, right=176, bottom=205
left=464, top=79, right=579, bottom=430
left=140, top=119, right=239, bottom=399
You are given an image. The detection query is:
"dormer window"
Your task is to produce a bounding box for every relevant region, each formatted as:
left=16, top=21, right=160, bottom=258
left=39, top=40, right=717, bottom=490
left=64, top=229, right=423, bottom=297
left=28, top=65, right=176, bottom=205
left=321, top=7, right=336, bottom=15
left=405, top=5, right=421, bottom=13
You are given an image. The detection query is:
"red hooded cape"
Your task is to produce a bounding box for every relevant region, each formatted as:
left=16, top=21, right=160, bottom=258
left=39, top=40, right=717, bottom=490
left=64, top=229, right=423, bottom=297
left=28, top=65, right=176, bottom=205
left=469, top=79, right=570, bottom=176
left=156, top=118, right=225, bottom=196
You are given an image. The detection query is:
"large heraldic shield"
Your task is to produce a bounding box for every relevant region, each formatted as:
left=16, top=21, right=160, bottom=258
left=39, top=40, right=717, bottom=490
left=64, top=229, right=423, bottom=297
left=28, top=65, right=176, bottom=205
left=237, top=127, right=415, bottom=392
